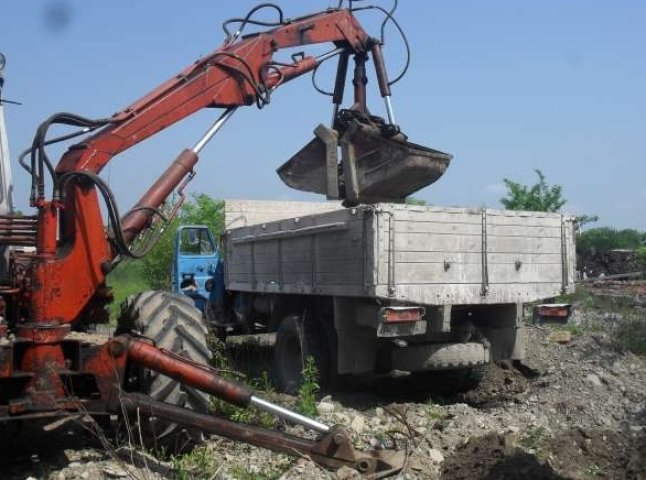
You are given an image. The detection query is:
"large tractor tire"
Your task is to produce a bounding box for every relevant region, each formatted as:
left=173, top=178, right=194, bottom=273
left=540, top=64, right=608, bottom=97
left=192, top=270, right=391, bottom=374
left=274, top=314, right=336, bottom=395
left=116, top=290, right=212, bottom=451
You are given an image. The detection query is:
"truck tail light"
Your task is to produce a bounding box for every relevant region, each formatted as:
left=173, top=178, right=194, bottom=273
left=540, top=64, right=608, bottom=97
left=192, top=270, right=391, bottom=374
left=381, top=306, right=425, bottom=323
left=536, top=303, right=571, bottom=321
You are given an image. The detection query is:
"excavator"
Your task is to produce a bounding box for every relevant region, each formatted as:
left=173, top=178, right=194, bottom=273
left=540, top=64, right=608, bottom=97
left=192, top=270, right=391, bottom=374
left=0, top=3, right=448, bottom=476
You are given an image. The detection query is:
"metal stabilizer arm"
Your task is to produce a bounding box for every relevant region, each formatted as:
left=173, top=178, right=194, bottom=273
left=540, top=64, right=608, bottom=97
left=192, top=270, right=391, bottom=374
left=118, top=393, right=404, bottom=476
left=115, top=337, right=405, bottom=476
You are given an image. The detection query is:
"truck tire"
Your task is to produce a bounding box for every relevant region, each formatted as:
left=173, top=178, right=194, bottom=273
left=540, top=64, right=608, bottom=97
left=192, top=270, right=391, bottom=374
left=391, top=342, right=489, bottom=371
left=274, top=315, right=336, bottom=395
left=411, top=366, right=486, bottom=394
left=116, top=290, right=212, bottom=451
left=392, top=342, right=489, bottom=394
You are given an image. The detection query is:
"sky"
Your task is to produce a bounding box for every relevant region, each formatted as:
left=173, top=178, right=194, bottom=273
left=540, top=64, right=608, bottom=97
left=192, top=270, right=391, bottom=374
left=1, top=0, right=645, bottom=229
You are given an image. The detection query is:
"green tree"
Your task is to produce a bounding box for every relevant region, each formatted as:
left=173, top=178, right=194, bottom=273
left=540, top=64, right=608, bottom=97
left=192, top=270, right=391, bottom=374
left=577, top=227, right=645, bottom=256
left=405, top=196, right=428, bottom=206
left=140, top=193, right=224, bottom=289
left=500, top=169, right=566, bottom=212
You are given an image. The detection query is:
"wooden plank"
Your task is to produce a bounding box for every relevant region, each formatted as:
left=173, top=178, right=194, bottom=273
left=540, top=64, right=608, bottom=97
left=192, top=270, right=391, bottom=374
left=394, top=251, right=563, bottom=265
left=224, top=199, right=341, bottom=229
left=394, top=233, right=482, bottom=253
left=395, top=262, right=482, bottom=284
left=487, top=236, right=561, bottom=254
left=389, top=262, right=562, bottom=287
left=487, top=224, right=561, bottom=238
left=394, top=220, right=482, bottom=235
left=374, top=282, right=566, bottom=305
left=486, top=213, right=562, bottom=228
left=388, top=208, right=483, bottom=225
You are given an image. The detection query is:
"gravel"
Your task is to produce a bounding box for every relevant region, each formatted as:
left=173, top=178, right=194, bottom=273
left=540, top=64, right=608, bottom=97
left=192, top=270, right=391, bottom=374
left=3, top=312, right=646, bottom=479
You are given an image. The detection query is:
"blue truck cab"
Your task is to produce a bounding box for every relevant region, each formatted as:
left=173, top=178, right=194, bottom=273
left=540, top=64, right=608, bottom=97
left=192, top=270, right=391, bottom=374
left=172, top=225, right=224, bottom=314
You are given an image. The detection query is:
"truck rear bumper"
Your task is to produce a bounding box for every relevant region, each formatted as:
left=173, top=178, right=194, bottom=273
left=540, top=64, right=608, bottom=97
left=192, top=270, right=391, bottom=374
left=390, top=342, right=490, bottom=372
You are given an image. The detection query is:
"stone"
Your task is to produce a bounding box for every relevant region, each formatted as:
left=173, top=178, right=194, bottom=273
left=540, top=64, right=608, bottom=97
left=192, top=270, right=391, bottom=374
left=102, top=466, right=129, bottom=478
left=316, top=401, right=335, bottom=414
left=429, top=448, right=444, bottom=464
left=549, top=330, right=572, bottom=344
left=336, top=466, right=361, bottom=479
left=584, top=373, right=603, bottom=388
left=350, top=415, right=365, bottom=434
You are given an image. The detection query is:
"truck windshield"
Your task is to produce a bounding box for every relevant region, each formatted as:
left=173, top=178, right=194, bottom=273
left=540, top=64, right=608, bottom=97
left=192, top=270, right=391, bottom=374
left=179, top=228, right=215, bottom=256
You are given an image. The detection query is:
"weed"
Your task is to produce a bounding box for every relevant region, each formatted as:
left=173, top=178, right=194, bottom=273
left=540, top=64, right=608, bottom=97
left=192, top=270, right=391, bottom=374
left=172, top=445, right=220, bottom=480
left=210, top=371, right=277, bottom=428
left=427, top=402, right=445, bottom=421
left=613, top=315, right=646, bottom=356
left=296, top=356, right=319, bottom=417
left=228, top=464, right=286, bottom=480
left=106, top=262, right=152, bottom=324
left=520, top=426, right=548, bottom=450
left=547, top=322, right=583, bottom=336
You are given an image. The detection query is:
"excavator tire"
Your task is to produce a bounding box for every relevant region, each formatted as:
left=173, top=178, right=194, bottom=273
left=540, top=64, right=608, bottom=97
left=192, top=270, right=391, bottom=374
left=116, top=290, right=212, bottom=452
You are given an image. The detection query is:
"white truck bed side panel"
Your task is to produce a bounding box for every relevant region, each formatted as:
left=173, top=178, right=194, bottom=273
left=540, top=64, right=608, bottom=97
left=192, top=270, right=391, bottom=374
left=224, top=199, right=341, bottom=230
left=224, top=201, right=576, bottom=305
left=225, top=206, right=372, bottom=296
left=375, top=204, right=575, bottom=304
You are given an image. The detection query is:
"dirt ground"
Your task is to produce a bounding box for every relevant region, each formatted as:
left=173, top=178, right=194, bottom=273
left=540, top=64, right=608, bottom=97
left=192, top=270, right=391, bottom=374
left=1, top=306, right=645, bottom=479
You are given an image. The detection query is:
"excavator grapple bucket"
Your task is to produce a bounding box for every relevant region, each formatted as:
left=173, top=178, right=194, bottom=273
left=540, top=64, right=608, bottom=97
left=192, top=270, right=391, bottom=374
left=277, top=119, right=451, bottom=204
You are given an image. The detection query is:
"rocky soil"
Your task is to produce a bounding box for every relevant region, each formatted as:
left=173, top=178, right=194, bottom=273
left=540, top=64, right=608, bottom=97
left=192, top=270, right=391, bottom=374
left=2, top=309, right=645, bottom=480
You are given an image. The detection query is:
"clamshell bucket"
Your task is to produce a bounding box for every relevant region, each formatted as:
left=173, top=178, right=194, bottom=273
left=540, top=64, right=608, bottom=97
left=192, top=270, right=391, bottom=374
left=277, top=121, right=451, bottom=204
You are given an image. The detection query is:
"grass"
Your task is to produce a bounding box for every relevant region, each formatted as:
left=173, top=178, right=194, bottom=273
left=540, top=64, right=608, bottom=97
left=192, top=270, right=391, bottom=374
left=546, top=322, right=583, bottom=336
left=172, top=445, right=220, bottom=480
left=520, top=427, right=550, bottom=460
left=613, top=315, right=646, bottom=356
left=296, top=356, right=320, bottom=417
left=228, top=464, right=286, bottom=480
left=554, top=284, right=646, bottom=357
left=427, top=402, right=445, bottom=421
left=557, top=284, right=635, bottom=316
left=106, top=261, right=151, bottom=324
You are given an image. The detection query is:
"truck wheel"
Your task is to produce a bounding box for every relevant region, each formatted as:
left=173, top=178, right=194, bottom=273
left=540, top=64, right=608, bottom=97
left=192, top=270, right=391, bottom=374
left=116, top=290, right=212, bottom=451
left=411, top=366, right=486, bottom=394
left=274, top=315, right=336, bottom=395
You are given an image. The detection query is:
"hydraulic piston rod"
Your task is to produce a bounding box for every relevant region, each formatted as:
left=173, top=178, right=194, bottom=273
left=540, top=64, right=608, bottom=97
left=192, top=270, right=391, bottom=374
left=126, top=337, right=329, bottom=433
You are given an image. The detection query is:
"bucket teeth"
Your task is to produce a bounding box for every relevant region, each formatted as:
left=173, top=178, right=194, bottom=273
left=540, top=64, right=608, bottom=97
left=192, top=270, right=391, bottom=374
left=277, top=117, right=451, bottom=204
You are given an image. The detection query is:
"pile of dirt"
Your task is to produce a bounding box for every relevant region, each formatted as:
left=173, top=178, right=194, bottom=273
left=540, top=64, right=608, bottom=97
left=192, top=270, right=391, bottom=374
left=3, top=313, right=645, bottom=479
left=579, top=249, right=641, bottom=278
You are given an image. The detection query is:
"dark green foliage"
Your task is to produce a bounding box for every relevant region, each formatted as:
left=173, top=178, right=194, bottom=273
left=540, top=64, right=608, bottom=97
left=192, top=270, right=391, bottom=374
left=500, top=169, right=565, bottom=212
left=139, top=193, right=224, bottom=289
left=405, top=196, right=428, bottom=206
left=296, top=356, right=320, bottom=417
left=577, top=227, right=645, bottom=256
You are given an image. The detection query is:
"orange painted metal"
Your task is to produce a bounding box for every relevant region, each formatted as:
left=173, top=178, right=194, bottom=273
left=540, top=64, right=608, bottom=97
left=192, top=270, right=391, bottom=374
left=28, top=8, right=370, bottom=328
left=126, top=338, right=252, bottom=407
left=3, top=5, right=373, bottom=427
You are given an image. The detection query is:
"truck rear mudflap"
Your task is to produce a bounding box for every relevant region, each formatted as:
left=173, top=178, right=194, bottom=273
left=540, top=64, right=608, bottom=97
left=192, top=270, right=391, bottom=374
left=390, top=342, right=490, bottom=372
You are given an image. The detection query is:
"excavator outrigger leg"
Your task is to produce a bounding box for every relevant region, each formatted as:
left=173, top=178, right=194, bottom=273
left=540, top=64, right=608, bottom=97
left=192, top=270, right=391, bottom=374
left=107, top=336, right=405, bottom=477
